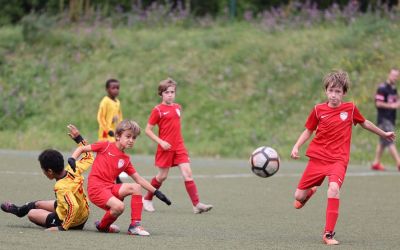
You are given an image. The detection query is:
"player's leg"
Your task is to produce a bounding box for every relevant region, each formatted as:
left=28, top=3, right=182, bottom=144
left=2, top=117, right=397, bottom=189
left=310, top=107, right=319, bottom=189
left=119, top=183, right=149, bottom=236
left=293, top=159, right=323, bottom=209
left=93, top=186, right=124, bottom=233
left=387, top=144, right=400, bottom=170
left=293, top=187, right=317, bottom=209
left=95, top=196, right=123, bottom=233
left=27, top=208, right=53, bottom=227
left=178, top=163, right=213, bottom=214
left=371, top=143, right=385, bottom=171
left=143, top=150, right=172, bottom=212
left=323, top=181, right=340, bottom=245
left=1, top=200, right=53, bottom=217
left=144, top=167, right=169, bottom=201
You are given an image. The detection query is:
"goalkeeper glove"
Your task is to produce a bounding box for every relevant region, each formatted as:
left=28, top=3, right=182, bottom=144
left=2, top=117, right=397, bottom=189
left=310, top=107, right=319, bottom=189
left=154, top=190, right=171, bottom=205
left=67, top=157, right=76, bottom=172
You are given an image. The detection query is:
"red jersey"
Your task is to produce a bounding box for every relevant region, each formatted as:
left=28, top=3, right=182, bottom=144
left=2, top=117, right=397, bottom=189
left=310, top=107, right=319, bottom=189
left=305, top=102, right=365, bottom=164
left=148, top=103, right=185, bottom=151
left=88, top=141, right=136, bottom=186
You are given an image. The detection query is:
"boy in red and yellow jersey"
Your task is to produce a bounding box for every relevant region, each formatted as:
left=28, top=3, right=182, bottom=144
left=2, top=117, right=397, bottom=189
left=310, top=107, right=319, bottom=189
left=1, top=125, right=93, bottom=231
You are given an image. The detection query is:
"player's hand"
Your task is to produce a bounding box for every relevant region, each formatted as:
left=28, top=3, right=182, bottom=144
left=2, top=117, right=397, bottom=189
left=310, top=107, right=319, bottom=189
left=160, top=140, right=171, bottom=150
left=68, top=157, right=76, bottom=172
left=67, top=124, right=80, bottom=138
left=108, top=130, right=115, bottom=137
left=291, top=147, right=300, bottom=159
left=154, top=189, right=171, bottom=205
left=45, top=227, right=59, bottom=232
left=112, top=115, right=119, bottom=124
left=385, top=131, right=396, bottom=142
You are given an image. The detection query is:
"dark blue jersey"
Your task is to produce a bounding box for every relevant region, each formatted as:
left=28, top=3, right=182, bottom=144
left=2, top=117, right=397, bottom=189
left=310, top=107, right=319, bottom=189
left=375, top=82, right=398, bottom=124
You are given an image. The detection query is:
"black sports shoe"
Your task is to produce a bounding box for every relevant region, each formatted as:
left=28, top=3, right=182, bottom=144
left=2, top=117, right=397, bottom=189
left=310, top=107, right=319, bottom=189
left=1, top=202, right=22, bottom=217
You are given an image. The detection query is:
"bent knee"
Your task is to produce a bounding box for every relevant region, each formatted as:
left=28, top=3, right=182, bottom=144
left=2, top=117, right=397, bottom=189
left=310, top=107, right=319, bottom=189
left=294, top=190, right=306, bottom=201
left=27, top=210, right=35, bottom=220
left=128, top=183, right=142, bottom=194
left=111, top=203, right=125, bottom=215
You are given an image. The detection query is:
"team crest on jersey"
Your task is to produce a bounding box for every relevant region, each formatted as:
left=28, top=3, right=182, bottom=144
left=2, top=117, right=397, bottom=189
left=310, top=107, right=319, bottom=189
left=340, top=112, right=348, bottom=121
left=118, top=159, right=125, bottom=168
left=176, top=108, right=180, bottom=117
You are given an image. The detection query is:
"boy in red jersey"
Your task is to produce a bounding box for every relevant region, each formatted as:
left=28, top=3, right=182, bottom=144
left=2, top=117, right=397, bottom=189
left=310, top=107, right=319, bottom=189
left=290, top=70, right=395, bottom=245
left=143, top=78, right=213, bottom=214
left=69, top=120, right=171, bottom=236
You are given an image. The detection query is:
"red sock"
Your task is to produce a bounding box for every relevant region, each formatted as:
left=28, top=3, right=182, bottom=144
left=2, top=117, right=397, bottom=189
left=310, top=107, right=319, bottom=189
left=144, top=177, right=162, bottom=201
left=325, top=198, right=340, bottom=232
left=185, top=180, right=200, bottom=206
left=98, top=210, right=118, bottom=230
left=130, top=195, right=143, bottom=225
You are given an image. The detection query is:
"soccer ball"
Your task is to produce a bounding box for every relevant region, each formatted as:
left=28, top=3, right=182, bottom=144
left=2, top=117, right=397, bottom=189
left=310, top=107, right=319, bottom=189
left=249, top=146, right=280, bottom=178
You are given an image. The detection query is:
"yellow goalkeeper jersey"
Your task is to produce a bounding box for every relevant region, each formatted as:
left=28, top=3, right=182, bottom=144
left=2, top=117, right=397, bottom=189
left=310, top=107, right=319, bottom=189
left=54, top=144, right=93, bottom=230
left=97, top=96, right=123, bottom=142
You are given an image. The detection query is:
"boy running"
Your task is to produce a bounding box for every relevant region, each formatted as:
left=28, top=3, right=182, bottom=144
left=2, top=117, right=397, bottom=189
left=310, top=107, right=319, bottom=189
left=1, top=125, right=93, bottom=231
left=143, top=78, right=213, bottom=214
left=290, top=70, right=395, bottom=245
left=70, top=119, right=171, bottom=236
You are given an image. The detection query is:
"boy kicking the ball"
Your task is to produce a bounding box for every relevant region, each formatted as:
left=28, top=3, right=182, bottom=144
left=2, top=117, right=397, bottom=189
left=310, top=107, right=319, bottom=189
left=291, top=70, right=395, bottom=245
left=1, top=125, right=93, bottom=231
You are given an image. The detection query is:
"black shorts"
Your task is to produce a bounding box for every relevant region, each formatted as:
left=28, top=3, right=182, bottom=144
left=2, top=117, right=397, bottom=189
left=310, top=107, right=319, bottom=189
left=44, top=201, right=86, bottom=230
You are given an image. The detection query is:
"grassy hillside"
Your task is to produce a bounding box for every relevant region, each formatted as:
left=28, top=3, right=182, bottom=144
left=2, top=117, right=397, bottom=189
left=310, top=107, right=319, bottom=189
left=1, top=16, right=400, bottom=164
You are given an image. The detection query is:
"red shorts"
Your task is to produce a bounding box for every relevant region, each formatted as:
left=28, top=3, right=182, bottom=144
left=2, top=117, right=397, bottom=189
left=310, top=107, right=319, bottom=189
left=297, top=158, right=347, bottom=190
left=88, top=183, right=122, bottom=210
left=155, top=147, right=190, bottom=168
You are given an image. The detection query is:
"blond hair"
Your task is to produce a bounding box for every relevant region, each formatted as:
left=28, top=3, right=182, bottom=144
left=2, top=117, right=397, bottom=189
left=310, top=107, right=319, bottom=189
left=115, top=120, right=141, bottom=138
left=323, top=70, right=350, bottom=94
left=158, top=77, right=177, bottom=96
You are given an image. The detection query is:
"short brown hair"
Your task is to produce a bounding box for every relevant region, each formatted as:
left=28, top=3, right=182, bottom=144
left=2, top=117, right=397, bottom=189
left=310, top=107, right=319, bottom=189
left=115, top=120, right=141, bottom=138
left=323, top=70, right=350, bottom=94
left=158, top=78, right=177, bottom=96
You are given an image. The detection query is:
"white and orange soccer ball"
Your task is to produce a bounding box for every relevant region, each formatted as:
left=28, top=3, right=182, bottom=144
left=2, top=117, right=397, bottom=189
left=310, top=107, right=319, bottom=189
left=249, top=146, right=280, bottom=178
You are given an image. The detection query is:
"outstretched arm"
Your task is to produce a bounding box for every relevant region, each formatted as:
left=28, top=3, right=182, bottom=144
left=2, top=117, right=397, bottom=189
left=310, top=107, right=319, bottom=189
left=70, top=145, right=92, bottom=161
left=360, top=120, right=396, bottom=141
left=145, top=123, right=171, bottom=150
left=291, top=129, right=313, bottom=159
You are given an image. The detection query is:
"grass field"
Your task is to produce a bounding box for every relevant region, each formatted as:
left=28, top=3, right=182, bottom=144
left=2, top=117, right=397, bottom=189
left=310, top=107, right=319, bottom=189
left=0, top=150, right=399, bottom=249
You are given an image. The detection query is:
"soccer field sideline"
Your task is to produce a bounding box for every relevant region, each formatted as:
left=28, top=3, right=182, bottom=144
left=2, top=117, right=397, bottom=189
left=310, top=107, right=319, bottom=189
left=1, top=167, right=399, bottom=179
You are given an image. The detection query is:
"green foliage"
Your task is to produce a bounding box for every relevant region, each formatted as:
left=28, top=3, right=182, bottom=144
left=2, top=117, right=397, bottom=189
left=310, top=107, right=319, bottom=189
left=0, top=16, right=400, bottom=164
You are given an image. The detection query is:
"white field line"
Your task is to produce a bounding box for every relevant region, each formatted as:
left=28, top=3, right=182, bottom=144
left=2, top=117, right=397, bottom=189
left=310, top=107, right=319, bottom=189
left=0, top=170, right=398, bottom=179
